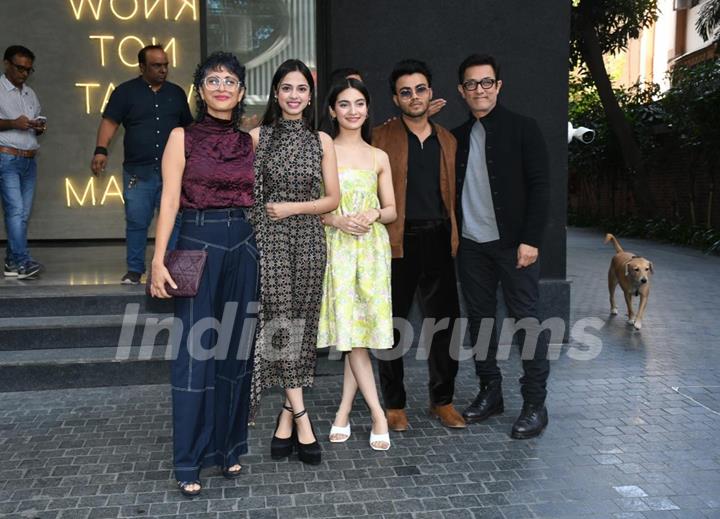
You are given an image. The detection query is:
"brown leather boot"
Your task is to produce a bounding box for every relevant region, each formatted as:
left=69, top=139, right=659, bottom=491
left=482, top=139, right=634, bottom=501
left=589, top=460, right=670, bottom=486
left=386, top=409, right=409, bottom=432
left=429, top=403, right=466, bottom=429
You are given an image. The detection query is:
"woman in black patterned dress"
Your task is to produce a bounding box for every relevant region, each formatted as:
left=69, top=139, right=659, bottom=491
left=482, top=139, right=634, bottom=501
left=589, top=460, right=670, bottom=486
left=249, top=59, right=339, bottom=465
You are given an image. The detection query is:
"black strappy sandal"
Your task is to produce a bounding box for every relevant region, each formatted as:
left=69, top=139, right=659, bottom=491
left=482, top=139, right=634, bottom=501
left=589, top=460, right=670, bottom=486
left=270, top=404, right=295, bottom=460
left=222, top=464, right=242, bottom=479
left=293, top=409, right=321, bottom=465
left=177, top=480, right=201, bottom=497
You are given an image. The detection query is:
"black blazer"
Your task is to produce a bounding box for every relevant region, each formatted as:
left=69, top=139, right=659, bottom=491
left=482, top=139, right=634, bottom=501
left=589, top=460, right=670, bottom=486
left=452, top=104, right=550, bottom=249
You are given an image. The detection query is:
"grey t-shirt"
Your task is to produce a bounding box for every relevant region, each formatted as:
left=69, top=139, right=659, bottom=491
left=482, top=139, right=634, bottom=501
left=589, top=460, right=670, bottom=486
left=461, top=120, right=500, bottom=243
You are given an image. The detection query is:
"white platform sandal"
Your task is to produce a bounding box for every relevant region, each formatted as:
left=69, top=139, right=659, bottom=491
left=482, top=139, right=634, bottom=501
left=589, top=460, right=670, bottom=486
left=369, top=431, right=391, bottom=451
left=329, top=423, right=351, bottom=443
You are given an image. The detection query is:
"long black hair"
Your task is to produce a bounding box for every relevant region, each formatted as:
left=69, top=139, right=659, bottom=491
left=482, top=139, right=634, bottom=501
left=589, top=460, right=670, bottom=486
left=193, top=51, right=246, bottom=129
left=261, top=59, right=316, bottom=130
left=326, top=78, right=372, bottom=144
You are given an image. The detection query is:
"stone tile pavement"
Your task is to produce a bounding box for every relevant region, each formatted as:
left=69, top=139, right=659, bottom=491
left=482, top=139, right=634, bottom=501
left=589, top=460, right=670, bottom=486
left=1, top=227, right=719, bottom=519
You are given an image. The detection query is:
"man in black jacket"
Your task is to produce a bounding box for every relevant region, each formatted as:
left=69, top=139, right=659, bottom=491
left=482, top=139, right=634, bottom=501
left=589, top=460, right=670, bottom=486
left=452, top=54, right=551, bottom=439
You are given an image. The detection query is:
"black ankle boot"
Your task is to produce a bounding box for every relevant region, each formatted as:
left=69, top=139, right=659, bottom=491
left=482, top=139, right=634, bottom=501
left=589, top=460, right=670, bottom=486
left=270, top=405, right=295, bottom=460
left=511, top=403, right=548, bottom=439
left=462, top=380, right=504, bottom=423
left=293, top=409, right=321, bottom=465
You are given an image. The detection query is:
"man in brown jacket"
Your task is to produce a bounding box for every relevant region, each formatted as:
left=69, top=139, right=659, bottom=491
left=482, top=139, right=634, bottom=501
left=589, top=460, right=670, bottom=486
left=372, top=59, right=465, bottom=430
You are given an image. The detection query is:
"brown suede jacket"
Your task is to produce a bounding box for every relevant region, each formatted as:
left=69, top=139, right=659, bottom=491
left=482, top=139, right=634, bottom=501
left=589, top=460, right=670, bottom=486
left=372, top=118, right=459, bottom=258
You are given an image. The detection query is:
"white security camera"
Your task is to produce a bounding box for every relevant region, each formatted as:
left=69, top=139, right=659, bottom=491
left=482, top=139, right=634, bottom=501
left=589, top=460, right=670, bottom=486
left=567, top=122, right=595, bottom=144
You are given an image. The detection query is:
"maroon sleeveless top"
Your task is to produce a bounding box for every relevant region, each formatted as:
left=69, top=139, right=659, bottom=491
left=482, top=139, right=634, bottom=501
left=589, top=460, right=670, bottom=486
left=181, top=115, right=255, bottom=209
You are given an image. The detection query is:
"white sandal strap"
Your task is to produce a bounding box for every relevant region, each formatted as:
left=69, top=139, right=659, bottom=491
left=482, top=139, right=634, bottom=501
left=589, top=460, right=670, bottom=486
left=369, top=432, right=390, bottom=451
left=329, top=423, right=351, bottom=442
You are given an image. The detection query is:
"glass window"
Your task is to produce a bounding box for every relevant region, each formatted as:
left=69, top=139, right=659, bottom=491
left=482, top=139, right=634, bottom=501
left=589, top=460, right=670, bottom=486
left=205, top=0, right=317, bottom=121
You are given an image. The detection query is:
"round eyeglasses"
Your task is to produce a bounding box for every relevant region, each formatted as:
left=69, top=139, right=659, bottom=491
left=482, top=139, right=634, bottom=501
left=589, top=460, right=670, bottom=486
left=397, top=85, right=429, bottom=99
left=203, top=76, right=243, bottom=91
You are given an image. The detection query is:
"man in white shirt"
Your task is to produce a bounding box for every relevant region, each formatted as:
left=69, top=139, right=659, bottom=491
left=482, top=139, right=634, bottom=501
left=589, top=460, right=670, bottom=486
left=0, top=45, right=45, bottom=280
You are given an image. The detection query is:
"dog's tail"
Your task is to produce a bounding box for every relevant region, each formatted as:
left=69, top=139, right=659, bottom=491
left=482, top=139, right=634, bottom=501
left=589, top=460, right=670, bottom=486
left=604, top=233, right=624, bottom=253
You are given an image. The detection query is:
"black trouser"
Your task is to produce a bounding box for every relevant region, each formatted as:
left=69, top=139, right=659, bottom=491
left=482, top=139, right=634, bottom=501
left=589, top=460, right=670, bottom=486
left=457, top=238, right=550, bottom=406
left=378, top=220, right=460, bottom=409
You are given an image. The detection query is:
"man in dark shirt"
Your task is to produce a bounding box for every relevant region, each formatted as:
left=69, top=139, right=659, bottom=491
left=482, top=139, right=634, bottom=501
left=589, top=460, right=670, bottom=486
left=372, top=59, right=465, bottom=431
left=452, top=54, right=551, bottom=439
left=91, top=44, right=192, bottom=284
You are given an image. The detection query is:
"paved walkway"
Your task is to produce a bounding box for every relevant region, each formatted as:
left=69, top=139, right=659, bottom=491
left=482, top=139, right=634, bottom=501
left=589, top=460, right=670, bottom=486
left=1, top=228, right=719, bottom=519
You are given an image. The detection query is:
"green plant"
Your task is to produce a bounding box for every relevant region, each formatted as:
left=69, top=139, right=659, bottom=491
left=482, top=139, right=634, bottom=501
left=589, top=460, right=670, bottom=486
left=568, top=214, right=720, bottom=255
left=663, top=59, right=720, bottom=227
left=571, top=0, right=660, bottom=215
left=569, top=58, right=720, bottom=232
left=569, top=79, right=664, bottom=192
left=696, top=0, right=720, bottom=42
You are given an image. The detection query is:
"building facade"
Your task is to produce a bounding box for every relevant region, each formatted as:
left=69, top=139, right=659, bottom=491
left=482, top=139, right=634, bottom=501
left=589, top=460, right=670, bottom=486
left=615, top=0, right=717, bottom=90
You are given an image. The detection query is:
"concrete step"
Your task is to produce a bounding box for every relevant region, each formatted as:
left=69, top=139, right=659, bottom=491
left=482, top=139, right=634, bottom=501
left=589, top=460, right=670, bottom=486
left=0, top=346, right=170, bottom=391
left=0, top=347, right=345, bottom=392
left=0, top=283, right=348, bottom=391
left=0, top=313, right=174, bottom=351
left=0, top=285, right=172, bottom=318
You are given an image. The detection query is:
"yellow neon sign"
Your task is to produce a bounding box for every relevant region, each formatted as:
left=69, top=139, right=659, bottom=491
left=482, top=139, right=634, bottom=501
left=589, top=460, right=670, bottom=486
left=117, top=35, right=144, bottom=67
left=75, top=83, right=101, bottom=114
left=109, top=0, right=139, bottom=20
left=152, top=36, right=177, bottom=67
left=174, top=0, right=196, bottom=21
left=100, top=83, right=116, bottom=114
left=144, top=0, right=169, bottom=19
left=89, top=35, right=114, bottom=67
left=76, top=81, right=191, bottom=113
left=100, top=175, right=124, bottom=205
left=69, top=0, right=196, bottom=21
left=66, top=176, right=96, bottom=206
left=66, top=176, right=125, bottom=207
left=69, top=0, right=103, bottom=20
left=88, top=34, right=178, bottom=68
left=67, top=0, right=198, bottom=215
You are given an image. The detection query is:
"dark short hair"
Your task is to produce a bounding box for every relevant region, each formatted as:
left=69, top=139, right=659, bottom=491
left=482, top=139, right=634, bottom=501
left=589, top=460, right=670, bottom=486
left=138, top=44, right=165, bottom=65
left=457, top=54, right=501, bottom=83
left=328, top=67, right=362, bottom=86
left=261, top=59, right=316, bottom=130
left=326, top=78, right=373, bottom=144
left=193, top=51, right=246, bottom=129
left=389, top=59, right=432, bottom=96
left=4, top=45, right=35, bottom=62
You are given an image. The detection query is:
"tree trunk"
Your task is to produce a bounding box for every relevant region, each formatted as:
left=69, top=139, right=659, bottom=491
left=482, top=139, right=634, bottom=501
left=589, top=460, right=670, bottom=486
left=577, top=15, right=657, bottom=216
left=610, top=167, right=617, bottom=218
left=708, top=159, right=718, bottom=228
left=686, top=153, right=697, bottom=225
left=708, top=188, right=714, bottom=228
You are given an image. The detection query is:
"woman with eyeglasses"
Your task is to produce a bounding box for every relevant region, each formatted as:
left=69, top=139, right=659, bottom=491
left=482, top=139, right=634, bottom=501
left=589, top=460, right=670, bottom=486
left=150, top=52, right=257, bottom=497
left=317, top=78, right=397, bottom=450
left=248, top=59, right=340, bottom=466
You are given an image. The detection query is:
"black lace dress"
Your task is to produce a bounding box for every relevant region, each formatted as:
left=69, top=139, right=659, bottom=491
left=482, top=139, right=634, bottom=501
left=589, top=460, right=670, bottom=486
left=250, top=119, right=326, bottom=416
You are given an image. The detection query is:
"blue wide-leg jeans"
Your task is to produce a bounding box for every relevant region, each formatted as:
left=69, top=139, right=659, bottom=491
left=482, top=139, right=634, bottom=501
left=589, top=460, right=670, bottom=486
left=171, top=208, right=258, bottom=483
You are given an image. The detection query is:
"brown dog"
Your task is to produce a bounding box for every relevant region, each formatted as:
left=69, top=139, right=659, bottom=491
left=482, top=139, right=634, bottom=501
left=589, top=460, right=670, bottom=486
left=605, top=233, right=654, bottom=330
